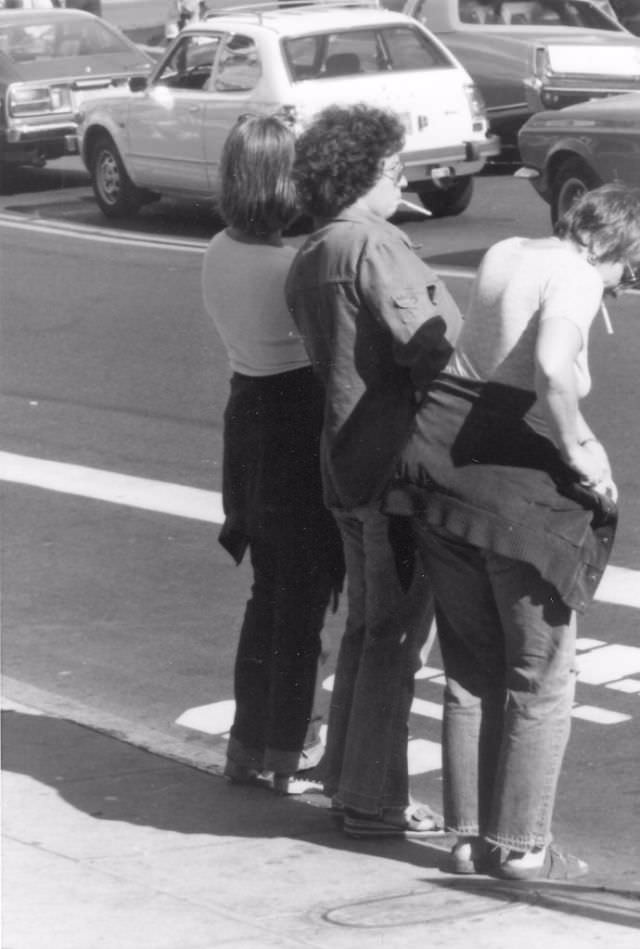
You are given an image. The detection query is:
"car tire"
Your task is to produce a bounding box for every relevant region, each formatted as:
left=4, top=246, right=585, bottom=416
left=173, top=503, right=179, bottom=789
left=90, top=133, right=143, bottom=218
left=415, top=176, right=473, bottom=218
left=550, top=158, right=601, bottom=227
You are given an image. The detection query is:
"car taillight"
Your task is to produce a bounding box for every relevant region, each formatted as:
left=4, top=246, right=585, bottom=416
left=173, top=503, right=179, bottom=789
left=533, top=46, right=550, bottom=80
left=463, top=83, right=487, bottom=119
left=463, top=83, right=489, bottom=133
left=8, top=83, right=72, bottom=117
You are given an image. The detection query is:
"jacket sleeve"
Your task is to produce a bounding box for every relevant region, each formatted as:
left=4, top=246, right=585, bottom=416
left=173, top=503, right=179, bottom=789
left=358, top=233, right=463, bottom=388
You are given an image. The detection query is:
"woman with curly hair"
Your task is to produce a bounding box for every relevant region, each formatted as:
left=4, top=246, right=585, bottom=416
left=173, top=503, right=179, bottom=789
left=285, top=103, right=462, bottom=837
left=202, top=115, right=344, bottom=795
left=385, top=182, right=640, bottom=878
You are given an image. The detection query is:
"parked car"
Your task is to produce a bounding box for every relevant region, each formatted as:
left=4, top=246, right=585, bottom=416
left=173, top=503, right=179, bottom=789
left=517, top=90, right=640, bottom=224
left=76, top=2, right=500, bottom=219
left=382, top=0, right=640, bottom=157
left=0, top=8, right=154, bottom=178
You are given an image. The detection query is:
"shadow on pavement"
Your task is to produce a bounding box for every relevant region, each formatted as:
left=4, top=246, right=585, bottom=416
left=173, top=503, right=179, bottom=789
left=3, top=706, right=640, bottom=932
left=427, top=877, right=640, bottom=931
left=0, top=708, right=446, bottom=871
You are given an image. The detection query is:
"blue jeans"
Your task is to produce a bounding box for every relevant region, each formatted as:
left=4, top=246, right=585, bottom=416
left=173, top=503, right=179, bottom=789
left=414, top=523, right=576, bottom=851
left=322, top=508, right=434, bottom=814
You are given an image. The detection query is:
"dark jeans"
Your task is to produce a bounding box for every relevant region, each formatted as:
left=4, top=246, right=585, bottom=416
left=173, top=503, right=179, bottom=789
left=228, top=533, right=335, bottom=776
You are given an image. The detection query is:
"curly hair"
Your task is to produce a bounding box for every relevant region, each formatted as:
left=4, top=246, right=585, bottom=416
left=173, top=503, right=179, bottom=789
left=293, top=104, right=406, bottom=219
left=555, top=182, right=640, bottom=267
left=218, top=115, right=298, bottom=237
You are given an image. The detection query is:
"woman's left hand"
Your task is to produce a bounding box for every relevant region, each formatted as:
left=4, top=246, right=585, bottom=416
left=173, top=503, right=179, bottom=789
left=579, top=440, right=618, bottom=502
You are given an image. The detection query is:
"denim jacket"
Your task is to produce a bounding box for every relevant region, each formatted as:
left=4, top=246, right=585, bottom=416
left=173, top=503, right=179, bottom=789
left=285, top=206, right=462, bottom=511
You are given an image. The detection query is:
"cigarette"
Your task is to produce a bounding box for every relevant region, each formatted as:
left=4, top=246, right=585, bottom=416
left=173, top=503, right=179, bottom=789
left=397, top=198, right=432, bottom=217
left=600, top=301, right=614, bottom=335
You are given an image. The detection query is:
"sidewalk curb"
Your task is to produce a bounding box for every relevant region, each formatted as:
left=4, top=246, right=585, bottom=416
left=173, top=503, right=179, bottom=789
left=1, top=674, right=226, bottom=776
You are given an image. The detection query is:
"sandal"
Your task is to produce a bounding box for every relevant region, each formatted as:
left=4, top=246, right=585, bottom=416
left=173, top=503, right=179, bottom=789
left=492, top=844, right=589, bottom=881
left=344, top=803, right=445, bottom=839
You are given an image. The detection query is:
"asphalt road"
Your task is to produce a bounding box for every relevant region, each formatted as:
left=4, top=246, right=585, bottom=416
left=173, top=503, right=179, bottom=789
left=1, top=163, right=639, bottom=890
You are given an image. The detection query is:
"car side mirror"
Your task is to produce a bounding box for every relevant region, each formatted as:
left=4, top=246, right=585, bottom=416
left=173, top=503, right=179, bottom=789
left=129, top=75, right=149, bottom=93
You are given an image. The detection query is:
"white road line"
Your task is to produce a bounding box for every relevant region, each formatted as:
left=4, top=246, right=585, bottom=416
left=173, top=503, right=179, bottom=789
left=1, top=450, right=639, bottom=608
left=571, top=705, right=631, bottom=725
left=0, top=451, right=224, bottom=524
left=0, top=212, right=205, bottom=253
left=577, top=644, right=640, bottom=685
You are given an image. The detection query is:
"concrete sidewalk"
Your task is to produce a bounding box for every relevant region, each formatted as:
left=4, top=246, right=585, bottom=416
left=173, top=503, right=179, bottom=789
left=2, top=694, right=639, bottom=949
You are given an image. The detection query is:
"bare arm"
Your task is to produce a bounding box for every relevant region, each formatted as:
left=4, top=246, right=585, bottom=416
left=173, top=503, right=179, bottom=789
left=535, top=317, right=616, bottom=498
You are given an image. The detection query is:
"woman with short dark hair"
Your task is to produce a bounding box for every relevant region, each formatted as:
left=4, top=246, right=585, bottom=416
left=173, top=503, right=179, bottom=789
left=386, top=182, right=640, bottom=877
left=202, top=115, right=344, bottom=795
left=286, top=104, right=462, bottom=838
left=293, top=103, right=406, bottom=220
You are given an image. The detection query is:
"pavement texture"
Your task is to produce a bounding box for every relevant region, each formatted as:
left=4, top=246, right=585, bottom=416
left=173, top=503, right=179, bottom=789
left=2, top=690, right=640, bottom=949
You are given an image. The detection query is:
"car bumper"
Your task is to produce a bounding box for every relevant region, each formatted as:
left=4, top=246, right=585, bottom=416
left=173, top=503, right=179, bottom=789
left=2, top=120, right=79, bottom=164
left=402, top=136, right=501, bottom=183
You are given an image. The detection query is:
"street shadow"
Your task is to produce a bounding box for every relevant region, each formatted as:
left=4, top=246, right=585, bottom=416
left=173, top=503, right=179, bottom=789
left=4, top=708, right=639, bottom=931
left=0, top=708, right=447, bottom=873
left=0, top=164, right=89, bottom=196
left=425, top=876, right=640, bottom=931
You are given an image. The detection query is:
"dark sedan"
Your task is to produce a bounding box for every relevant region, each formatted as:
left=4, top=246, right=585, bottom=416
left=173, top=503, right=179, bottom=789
left=517, top=90, right=640, bottom=222
left=0, top=8, right=153, bottom=180
left=384, top=0, right=640, bottom=157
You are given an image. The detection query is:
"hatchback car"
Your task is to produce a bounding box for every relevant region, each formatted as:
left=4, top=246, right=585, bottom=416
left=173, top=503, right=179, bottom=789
left=517, top=90, right=640, bottom=223
left=0, top=8, right=154, bottom=178
left=383, top=0, right=640, bottom=157
left=76, top=2, right=500, bottom=219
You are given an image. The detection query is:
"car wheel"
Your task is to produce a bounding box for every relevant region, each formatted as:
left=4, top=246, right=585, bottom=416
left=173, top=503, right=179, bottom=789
left=415, top=176, right=473, bottom=218
left=550, top=158, right=601, bottom=227
left=90, top=134, right=142, bottom=218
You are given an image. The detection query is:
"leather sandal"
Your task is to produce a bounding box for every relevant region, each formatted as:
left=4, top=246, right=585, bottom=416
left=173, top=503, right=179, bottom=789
left=492, top=844, right=589, bottom=881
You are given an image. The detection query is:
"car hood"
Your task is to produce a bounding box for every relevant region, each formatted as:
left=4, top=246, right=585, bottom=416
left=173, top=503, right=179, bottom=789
left=2, top=50, right=153, bottom=83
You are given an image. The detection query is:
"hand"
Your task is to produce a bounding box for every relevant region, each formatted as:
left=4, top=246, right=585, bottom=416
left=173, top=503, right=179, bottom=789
left=567, top=440, right=618, bottom=502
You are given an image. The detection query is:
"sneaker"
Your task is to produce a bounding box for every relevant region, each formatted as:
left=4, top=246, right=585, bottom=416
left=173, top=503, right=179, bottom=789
left=343, top=803, right=445, bottom=839
left=492, top=844, right=589, bottom=881
left=272, top=773, right=325, bottom=796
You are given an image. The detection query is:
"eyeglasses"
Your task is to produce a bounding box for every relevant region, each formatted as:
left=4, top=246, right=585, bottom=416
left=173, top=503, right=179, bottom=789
left=381, top=158, right=406, bottom=186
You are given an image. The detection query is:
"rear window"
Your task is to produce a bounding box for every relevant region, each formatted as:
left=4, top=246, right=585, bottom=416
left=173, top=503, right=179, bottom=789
left=282, top=24, right=453, bottom=81
left=455, top=0, right=621, bottom=28
left=0, top=15, right=131, bottom=63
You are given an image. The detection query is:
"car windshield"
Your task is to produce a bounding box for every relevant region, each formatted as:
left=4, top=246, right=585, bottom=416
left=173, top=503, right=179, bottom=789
left=0, top=16, right=132, bottom=63
left=282, top=24, right=452, bottom=80
left=456, top=0, right=621, bottom=27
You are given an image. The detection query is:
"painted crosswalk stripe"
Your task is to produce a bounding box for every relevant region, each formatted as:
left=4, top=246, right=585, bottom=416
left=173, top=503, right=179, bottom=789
left=2, top=450, right=640, bottom=608
left=577, top=644, right=640, bottom=685
left=408, top=738, right=442, bottom=774
left=605, top=679, right=640, bottom=694
left=571, top=705, right=631, bottom=724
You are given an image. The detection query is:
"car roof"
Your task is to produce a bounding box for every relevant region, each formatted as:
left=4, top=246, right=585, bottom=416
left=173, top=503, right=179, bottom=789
left=0, top=8, right=97, bottom=23
left=199, top=2, right=417, bottom=36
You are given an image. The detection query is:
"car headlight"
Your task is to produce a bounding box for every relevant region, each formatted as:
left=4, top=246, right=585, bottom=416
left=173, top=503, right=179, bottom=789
left=8, top=83, right=72, bottom=118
